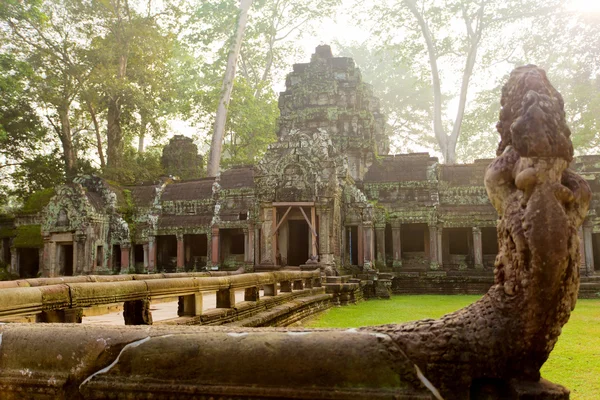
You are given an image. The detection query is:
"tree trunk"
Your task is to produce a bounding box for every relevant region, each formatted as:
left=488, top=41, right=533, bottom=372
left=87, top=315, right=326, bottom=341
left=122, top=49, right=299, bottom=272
left=405, top=0, right=448, bottom=162
left=206, top=0, right=253, bottom=177
left=106, top=98, right=123, bottom=170
left=404, top=0, right=484, bottom=164
left=58, top=104, right=77, bottom=181
left=138, top=113, right=147, bottom=153
left=88, top=103, right=106, bottom=169
left=106, top=50, right=128, bottom=170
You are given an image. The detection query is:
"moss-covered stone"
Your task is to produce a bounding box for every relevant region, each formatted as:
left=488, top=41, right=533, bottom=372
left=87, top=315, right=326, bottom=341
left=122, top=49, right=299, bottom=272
left=13, top=225, right=43, bottom=248
left=21, top=188, right=55, bottom=214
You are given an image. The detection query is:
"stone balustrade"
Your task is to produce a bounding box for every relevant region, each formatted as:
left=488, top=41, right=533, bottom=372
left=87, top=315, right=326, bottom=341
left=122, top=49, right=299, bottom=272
left=0, top=270, right=322, bottom=325
left=0, top=268, right=245, bottom=289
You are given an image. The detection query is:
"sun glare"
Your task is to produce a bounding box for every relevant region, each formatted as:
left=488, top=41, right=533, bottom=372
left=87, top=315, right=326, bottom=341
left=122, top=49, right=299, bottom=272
left=569, top=0, right=600, bottom=12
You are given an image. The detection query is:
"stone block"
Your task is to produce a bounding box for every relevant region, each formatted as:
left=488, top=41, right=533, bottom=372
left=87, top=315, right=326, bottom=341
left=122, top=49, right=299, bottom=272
left=216, top=289, right=235, bottom=308
left=244, top=286, right=260, bottom=302
left=124, top=299, right=153, bottom=324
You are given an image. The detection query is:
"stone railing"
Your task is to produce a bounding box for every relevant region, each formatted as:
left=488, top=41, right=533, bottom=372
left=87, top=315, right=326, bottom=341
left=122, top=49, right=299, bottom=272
left=0, top=268, right=245, bottom=289
left=0, top=270, right=323, bottom=325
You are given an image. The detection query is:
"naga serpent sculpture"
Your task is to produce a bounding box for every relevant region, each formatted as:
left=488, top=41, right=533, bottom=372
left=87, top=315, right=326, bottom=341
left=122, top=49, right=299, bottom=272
left=368, top=65, right=591, bottom=398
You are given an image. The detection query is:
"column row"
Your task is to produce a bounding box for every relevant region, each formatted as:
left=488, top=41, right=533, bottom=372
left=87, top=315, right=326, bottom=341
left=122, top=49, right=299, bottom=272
left=345, top=223, right=498, bottom=270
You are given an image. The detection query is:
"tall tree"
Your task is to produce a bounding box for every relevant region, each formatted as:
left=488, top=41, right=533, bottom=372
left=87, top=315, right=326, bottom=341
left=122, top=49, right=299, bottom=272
left=457, top=10, right=600, bottom=161
left=362, top=0, right=564, bottom=163
left=1, top=0, right=92, bottom=179
left=207, top=0, right=253, bottom=177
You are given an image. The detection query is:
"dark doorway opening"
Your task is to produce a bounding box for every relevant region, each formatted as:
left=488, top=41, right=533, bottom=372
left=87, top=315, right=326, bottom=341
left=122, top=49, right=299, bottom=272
left=184, top=234, right=208, bottom=270
left=448, top=228, right=471, bottom=255
left=96, top=246, right=103, bottom=269
left=112, top=244, right=121, bottom=273
left=385, top=224, right=393, bottom=266
left=2, top=238, right=11, bottom=264
left=593, top=233, right=600, bottom=272
left=346, top=226, right=359, bottom=265
left=157, top=235, right=177, bottom=272
left=62, top=244, right=74, bottom=276
left=19, top=248, right=39, bottom=278
left=288, top=220, right=309, bottom=266
left=401, top=223, right=426, bottom=252
left=134, top=244, right=144, bottom=271
left=482, top=228, right=499, bottom=255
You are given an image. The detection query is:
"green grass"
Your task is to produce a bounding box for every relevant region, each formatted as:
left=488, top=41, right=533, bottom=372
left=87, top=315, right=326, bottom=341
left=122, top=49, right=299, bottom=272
left=305, top=295, right=600, bottom=400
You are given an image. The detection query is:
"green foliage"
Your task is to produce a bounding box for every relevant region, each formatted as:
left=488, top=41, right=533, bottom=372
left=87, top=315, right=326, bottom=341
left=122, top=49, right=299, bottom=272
left=12, top=224, right=43, bottom=248
left=220, top=78, right=279, bottom=168
left=9, top=152, right=65, bottom=203
left=102, top=147, right=165, bottom=185
left=0, top=226, right=15, bottom=239
left=0, top=262, right=19, bottom=281
left=21, top=188, right=56, bottom=214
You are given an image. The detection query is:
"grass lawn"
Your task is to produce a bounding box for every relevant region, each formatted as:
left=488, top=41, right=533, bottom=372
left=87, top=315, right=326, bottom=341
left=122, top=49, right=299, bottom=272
left=304, top=295, right=600, bottom=400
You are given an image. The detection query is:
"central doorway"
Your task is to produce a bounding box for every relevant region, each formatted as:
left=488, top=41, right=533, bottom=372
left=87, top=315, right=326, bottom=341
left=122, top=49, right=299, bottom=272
left=288, top=220, right=309, bottom=266
left=58, top=243, right=74, bottom=276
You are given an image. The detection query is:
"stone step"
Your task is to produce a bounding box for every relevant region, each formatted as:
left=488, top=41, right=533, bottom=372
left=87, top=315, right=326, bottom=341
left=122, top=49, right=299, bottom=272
left=325, top=275, right=352, bottom=284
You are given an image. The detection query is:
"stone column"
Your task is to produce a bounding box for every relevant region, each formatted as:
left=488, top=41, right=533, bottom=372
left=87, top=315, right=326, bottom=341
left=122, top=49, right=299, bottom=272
left=176, top=233, right=185, bottom=272
left=206, top=231, right=212, bottom=269
left=148, top=236, right=156, bottom=273
left=272, top=207, right=278, bottom=265
left=10, top=247, right=18, bottom=277
left=42, top=237, right=56, bottom=277
left=245, top=225, right=255, bottom=267
left=583, top=220, right=595, bottom=276
left=211, top=226, right=220, bottom=267
left=75, top=232, right=87, bottom=275
left=243, top=228, right=249, bottom=263
left=375, top=225, right=386, bottom=267
left=391, top=220, right=402, bottom=268
left=311, top=206, right=318, bottom=259
left=357, top=224, right=364, bottom=267
left=472, top=227, right=483, bottom=269
left=143, top=243, right=149, bottom=272
left=428, top=224, right=439, bottom=270
left=363, top=223, right=374, bottom=268
left=120, top=243, right=130, bottom=274
left=436, top=226, right=443, bottom=266
left=254, top=225, right=260, bottom=266
left=578, top=227, right=586, bottom=271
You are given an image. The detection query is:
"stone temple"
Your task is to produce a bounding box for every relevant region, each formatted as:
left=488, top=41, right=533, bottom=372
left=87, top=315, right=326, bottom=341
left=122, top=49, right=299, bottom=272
left=0, top=45, right=599, bottom=283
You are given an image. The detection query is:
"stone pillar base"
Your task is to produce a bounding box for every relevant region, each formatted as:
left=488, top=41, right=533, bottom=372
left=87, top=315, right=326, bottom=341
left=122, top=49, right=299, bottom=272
left=124, top=299, right=153, bottom=325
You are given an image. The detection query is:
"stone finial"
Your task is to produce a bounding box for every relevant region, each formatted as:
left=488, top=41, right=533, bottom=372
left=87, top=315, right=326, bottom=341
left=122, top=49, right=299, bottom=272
left=314, top=44, right=333, bottom=59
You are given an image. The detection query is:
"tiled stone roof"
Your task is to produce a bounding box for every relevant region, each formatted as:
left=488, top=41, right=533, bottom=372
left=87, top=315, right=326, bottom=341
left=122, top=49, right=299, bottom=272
left=161, top=179, right=215, bottom=201
left=220, top=166, right=255, bottom=190
left=158, top=215, right=212, bottom=229
left=363, top=154, right=437, bottom=182
left=128, top=185, right=159, bottom=207
left=439, top=160, right=492, bottom=186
